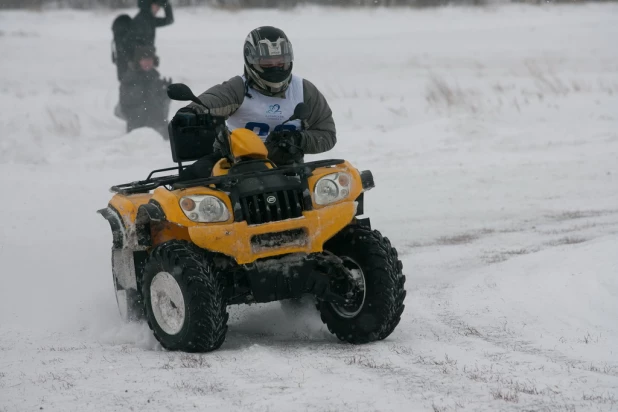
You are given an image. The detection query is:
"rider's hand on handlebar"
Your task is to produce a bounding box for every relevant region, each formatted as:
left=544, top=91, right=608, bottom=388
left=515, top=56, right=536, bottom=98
left=265, top=130, right=303, bottom=164
left=265, top=130, right=302, bottom=148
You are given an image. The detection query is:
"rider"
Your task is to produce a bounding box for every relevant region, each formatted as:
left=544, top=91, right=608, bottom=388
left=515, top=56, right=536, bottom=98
left=131, top=0, right=174, bottom=52
left=113, top=0, right=174, bottom=119
left=119, top=45, right=172, bottom=137
left=174, top=26, right=336, bottom=180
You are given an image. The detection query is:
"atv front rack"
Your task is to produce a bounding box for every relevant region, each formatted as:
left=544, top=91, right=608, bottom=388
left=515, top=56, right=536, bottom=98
left=109, top=159, right=345, bottom=195
left=173, top=159, right=345, bottom=190
left=110, top=166, right=186, bottom=195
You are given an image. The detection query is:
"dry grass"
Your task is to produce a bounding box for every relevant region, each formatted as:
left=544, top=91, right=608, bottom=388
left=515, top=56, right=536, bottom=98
left=158, top=353, right=212, bottom=369
left=179, top=353, right=211, bottom=368
left=546, top=237, right=587, bottom=247
left=482, top=247, right=539, bottom=264
left=39, top=344, right=88, bottom=352
left=171, top=380, right=224, bottom=395
left=587, top=363, right=617, bottom=376
left=491, top=388, right=519, bottom=403
left=426, top=76, right=480, bottom=113
left=389, top=345, right=414, bottom=356
left=427, top=60, right=618, bottom=118
left=433, top=229, right=495, bottom=247
left=483, top=352, right=507, bottom=362
left=448, top=318, right=483, bottom=338
left=524, top=60, right=571, bottom=97
left=582, top=392, right=616, bottom=405
left=416, top=354, right=458, bottom=375
left=34, top=371, right=76, bottom=391
left=548, top=210, right=608, bottom=221
left=344, top=355, right=394, bottom=370
left=578, top=332, right=601, bottom=345
left=464, top=364, right=551, bottom=399
left=436, top=233, right=479, bottom=246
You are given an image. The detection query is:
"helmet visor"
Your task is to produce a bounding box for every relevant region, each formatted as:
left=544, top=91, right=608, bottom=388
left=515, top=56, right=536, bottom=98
left=258, top=56, right=292, bottom=70
left=245, top=39, right=294, bottom=68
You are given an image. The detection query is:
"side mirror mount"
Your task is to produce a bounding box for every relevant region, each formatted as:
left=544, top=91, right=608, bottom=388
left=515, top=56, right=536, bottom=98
left=290, top=103, right=311, bottom=122
left=167, top=83, right=209, bottom=111
left=281, top=103, right=311, bottom=126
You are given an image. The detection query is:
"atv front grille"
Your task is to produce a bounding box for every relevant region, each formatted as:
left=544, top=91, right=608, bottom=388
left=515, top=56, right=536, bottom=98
left=240, top=189, right=305, bottom=225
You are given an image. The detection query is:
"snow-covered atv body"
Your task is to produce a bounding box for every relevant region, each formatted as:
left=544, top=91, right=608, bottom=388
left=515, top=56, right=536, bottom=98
left=99, top=84, right=406, bottom=352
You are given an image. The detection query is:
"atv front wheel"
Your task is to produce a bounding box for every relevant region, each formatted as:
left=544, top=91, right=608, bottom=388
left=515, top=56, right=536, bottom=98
left=142, top=240, right=228, bottom=352
left=320, top=227, right=406, bottom=343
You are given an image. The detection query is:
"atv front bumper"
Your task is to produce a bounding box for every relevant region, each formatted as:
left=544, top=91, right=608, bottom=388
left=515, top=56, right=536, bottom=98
left=188, top=201, right=356, bottom=264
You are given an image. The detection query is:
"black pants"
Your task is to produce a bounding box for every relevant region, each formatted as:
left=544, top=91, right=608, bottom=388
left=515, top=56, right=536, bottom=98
left=179, top=152, right=222, bottom=181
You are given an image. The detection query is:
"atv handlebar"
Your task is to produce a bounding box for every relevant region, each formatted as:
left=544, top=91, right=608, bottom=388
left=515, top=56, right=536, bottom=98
left=109, top=159, right=346, bottom=195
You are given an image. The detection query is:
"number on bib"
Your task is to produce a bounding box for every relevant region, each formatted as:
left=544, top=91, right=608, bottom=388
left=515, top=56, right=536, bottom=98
left=244, top=122, right=298, bottom=137
left=244, top=122, right=269, bottom=137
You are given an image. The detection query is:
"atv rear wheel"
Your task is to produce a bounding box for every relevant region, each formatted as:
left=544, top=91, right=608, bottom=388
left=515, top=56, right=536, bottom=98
left=320, top=226, right=406, bottom=344
left=142, top=240, right=228, bottom=352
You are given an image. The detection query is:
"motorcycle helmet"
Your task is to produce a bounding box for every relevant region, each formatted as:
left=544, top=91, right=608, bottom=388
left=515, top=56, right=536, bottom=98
left=243, top=26, right=294, bottom=96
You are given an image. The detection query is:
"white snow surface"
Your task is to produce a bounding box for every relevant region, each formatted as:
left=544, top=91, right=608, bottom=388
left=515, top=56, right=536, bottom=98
left=1, top=4, right=618, bottom=411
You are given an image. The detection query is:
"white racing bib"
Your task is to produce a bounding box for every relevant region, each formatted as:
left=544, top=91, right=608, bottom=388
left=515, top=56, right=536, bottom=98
left=227, top=75, right=304, bottom=141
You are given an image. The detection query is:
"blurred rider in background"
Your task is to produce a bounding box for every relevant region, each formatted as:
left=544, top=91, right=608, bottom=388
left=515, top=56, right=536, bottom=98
left=112, top=0, right=174, bottom=121
left=131, top=0, right=174, bottom=52
left=119, top=46, right=172, bottom=138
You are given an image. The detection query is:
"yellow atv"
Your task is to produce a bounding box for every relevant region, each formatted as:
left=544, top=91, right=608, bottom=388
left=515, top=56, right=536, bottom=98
left=99, top=84, right=406, bottom=352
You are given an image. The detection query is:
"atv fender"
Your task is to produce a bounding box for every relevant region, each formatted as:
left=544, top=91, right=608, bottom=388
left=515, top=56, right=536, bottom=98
left=136, top=201, right=166, bottom=224
left=98, top=206, right=127, bottom=249
left=135, top=201, right=166, bottom=247
left=98, top=205, right=138, bottom=289
left=99, top=205, right=150, bottom=321
left=98, top=205, right=146, bottom=287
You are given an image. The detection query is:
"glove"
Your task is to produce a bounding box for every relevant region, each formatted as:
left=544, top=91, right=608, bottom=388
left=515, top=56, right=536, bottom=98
left=265, top=130, right=301, bottom=146
left=265, top=130, right=303, bottom=165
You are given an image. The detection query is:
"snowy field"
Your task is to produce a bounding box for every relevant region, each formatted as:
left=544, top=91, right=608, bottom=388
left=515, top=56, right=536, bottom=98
left=1, top=4, right=618, bottom=411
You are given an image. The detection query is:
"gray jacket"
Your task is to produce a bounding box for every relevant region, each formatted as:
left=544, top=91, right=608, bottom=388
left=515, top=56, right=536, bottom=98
left=187, top=76, right=336, bottom=154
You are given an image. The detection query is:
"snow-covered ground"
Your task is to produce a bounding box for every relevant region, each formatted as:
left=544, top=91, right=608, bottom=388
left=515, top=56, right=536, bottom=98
left=1, top=4, right=618, bottom=411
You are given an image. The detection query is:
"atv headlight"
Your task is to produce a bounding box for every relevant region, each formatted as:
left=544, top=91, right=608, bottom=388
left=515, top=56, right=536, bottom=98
left=314, top=173, right=352, bottom=205
left=179, top=195, right=230, bottom=223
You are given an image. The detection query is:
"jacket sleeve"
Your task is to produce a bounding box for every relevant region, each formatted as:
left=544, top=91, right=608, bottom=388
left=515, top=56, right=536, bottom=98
left=155, top=2, right=174, bottom=28
left=299, top=79, right=336, bottom=154
left=186, top=76, right=246, bottom=117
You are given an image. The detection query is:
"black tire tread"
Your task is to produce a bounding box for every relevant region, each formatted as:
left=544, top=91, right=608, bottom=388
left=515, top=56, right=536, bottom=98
left=142, top=240, right=228, bottom=352
left=320, top=227, right=406, bottom=344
